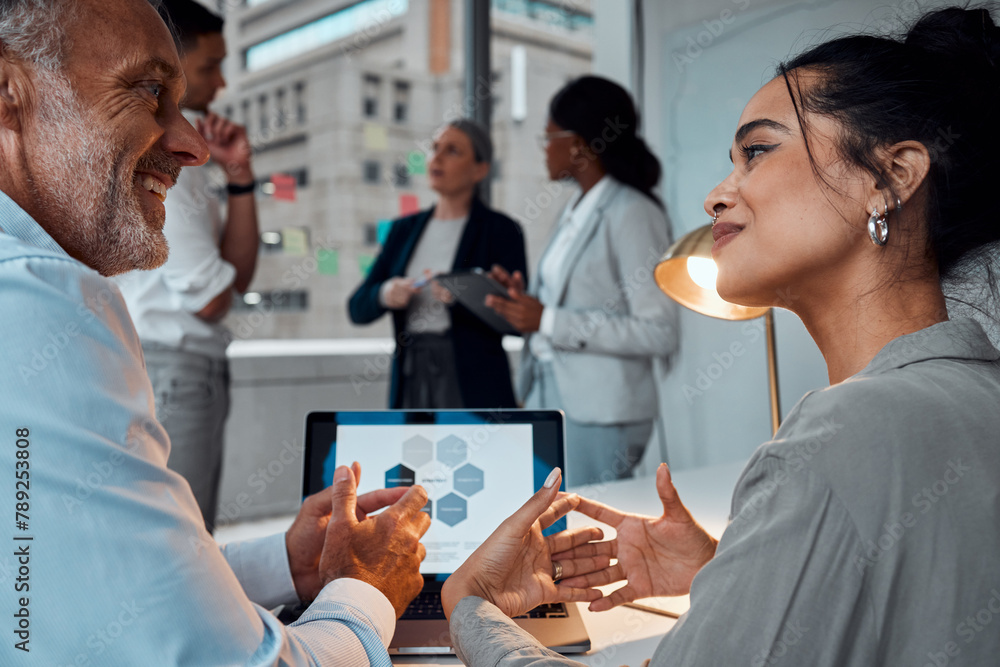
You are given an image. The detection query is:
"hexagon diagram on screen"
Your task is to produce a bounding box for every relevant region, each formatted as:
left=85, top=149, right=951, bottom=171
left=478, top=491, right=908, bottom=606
left=454, top=463, right=484, bottom=497
left=385, top=464, right=415, bottom=488
left=436, top=435, right=468, bottom=468
left=437, top=492, right=468, bottom=526
left=402, top=435, right=433, bottom=468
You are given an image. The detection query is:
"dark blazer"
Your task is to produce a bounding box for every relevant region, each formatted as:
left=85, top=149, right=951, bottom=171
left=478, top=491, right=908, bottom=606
left=348, top=197, right=528, bottom=409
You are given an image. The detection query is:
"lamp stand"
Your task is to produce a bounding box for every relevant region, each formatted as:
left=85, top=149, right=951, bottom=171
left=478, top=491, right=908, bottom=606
left=765, top=308, right=781, bottom=436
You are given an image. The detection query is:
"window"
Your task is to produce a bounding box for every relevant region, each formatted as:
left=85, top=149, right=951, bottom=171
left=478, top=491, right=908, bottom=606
left=363, top=74, right=381, bottom=118
left=393, top=163, right=410, bottom=187
left=294, top=82, right=307, bottom=124
left=491, top=0, right=594, bottom=33
left=244, top=0, right=410, bottom=72
left=258, top=94, right=269, bottom=134
left=234, top=290, right=309, bottom=312
left=393, top=81, right=410, bottom=123
left=241, top=99, right=251, bottom=125
left=275, top=88, right=286, bottom=129
left=363, top=222, right=378, bottom=246
left=363, top=161, right=381, bottom=184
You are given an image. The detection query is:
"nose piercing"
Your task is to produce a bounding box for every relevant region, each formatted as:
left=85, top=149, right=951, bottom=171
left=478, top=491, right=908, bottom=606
left=712, top=211, right=719, bottom=227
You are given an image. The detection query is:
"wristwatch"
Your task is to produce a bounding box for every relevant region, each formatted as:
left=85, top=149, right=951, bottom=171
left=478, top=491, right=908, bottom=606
left=226, top=182, right=255, bottom=196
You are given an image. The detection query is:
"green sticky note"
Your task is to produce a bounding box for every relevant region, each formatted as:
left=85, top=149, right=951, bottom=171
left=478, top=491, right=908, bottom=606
left=358, top=253, right=375, bottom=277
left=407, top=150, right=426, bottom=175
left=317, top=248, right=339, bottom=276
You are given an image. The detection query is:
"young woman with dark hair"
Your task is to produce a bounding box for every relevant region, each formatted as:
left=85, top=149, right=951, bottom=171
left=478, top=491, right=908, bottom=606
left=442, top=7, right=1000, bottom=666
left=488, top=76, right=679, bottom=486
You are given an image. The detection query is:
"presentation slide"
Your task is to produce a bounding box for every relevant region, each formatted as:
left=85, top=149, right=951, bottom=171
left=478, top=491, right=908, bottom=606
left=332, top=423, right=534, bottom=573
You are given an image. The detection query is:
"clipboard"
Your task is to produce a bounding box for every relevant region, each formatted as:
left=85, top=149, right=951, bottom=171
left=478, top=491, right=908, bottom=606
left=435, top=268, right=520, bottom=336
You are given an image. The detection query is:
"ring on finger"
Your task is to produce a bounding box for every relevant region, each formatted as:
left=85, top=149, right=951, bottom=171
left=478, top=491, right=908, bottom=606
left=552, top=560, right=563, bottom=582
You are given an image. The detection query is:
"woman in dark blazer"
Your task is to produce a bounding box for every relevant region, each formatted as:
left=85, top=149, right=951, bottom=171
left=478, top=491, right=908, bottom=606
left=348, top=120, right=527, bottom=409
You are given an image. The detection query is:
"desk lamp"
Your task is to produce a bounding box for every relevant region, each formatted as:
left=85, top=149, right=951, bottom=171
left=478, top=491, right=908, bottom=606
left=655, top=224, right=782, bottom=435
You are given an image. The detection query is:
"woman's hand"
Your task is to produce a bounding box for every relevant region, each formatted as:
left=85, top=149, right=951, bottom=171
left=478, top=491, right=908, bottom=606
left=382, top=277, right=419, bottom=309
left=485, top=264, right=543, bottom=333
left=558, top=464, right=718, bottom=611
left=441, top=468, right=605, bottom=619
left=427, top=269, right=456, bottom=305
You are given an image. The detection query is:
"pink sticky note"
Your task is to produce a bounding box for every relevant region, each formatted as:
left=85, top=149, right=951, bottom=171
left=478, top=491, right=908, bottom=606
left=399, top=194, right=419, bottom=216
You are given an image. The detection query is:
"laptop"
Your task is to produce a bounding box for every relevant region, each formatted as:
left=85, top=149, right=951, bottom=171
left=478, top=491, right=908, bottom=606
left=302, top=409, right=592, bottom=655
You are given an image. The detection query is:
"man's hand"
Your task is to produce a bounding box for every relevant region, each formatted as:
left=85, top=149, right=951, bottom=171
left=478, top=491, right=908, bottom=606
left=285, top=462, right=409, bottom=602
left=318, top=465, right=431, bottom=617
left=441, top=468, right=604, bottom=619
left=557, top=464, right=718, bottom=611
left=485, top=265, right=542, bottom=333
left=382, top=277, right=419, bottom=310
left=197, top=112, right=253, bottom=184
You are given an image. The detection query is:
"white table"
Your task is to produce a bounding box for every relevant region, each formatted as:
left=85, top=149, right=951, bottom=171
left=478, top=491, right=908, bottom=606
left=391, top=461, right=746, bottom=666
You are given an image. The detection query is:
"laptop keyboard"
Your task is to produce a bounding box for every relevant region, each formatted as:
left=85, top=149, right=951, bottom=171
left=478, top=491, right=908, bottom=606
left=400, top=591, right=568, bottom=621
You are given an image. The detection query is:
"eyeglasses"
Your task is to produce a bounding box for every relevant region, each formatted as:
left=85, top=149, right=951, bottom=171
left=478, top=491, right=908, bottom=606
left=536, top=130, right=577, bottom=149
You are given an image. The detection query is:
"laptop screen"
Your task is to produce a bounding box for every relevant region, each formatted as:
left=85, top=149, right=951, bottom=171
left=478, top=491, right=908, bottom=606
left=304, top=409, right=566, bottom=577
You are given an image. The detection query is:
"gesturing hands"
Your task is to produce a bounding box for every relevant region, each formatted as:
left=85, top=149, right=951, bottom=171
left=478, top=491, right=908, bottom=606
left=441, top=468, right=604, bottom=619
left=485, top=264, right=543, bottom=333
left=382, top=277, right=420, bottom=309
left=303, top=464, right=430, bottom=617
left=285, top=462, right=411, bottom=602
left=557, top=464, right=718, bottom=611
left=197, top=112, right=253, bottom=184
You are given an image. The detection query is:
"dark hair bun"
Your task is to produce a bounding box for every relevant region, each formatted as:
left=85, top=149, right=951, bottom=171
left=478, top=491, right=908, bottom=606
left=905, top=6, right=1000, bottom=66
left=906, top=6, right=1000, bottom=98
left=549, top=76, right=664, bottom=208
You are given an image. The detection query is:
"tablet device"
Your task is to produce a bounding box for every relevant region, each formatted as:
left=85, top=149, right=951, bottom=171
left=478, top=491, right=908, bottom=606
left=435, top=268, right=520, bottom=336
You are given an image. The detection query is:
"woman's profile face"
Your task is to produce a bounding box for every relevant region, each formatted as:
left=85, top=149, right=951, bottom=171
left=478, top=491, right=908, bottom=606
left=543, top=119, right=575, bottom=181
left=704, top=72, right=875, bottom=311
left=428, top=126, right=489, bottom=197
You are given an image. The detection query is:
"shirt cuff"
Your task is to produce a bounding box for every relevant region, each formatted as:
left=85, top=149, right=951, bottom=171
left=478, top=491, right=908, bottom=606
left=378, top=281, right=392, bottom=309
left=539, top=306, right=557, bottom=338
left=304, top=578, right=397, bottom=649
left=221, top=532, right=299, bottom=610
left=451, top=596, right=552, bottom=666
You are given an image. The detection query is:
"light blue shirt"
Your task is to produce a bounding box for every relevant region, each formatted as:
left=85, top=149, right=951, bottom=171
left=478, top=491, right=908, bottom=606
left=0, top=191, right=395, bottom=665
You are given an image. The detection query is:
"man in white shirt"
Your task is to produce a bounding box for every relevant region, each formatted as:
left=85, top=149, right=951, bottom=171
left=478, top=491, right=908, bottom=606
left=114, top=0, right=258, bottom=530
left=0, top=0, right=429, bottom=663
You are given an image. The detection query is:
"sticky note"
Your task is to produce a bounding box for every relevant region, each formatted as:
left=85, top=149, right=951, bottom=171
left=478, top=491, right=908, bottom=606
left=399, top=194, right=419, bottom=216
left=377, top=219, right=393, bottom=245
left=407, top=150, right=426, bottom=174
left=317, top=247, right=339, bottom=275
left=358, top=253, right=376, bottom=277
left=363, top=123, right=389, bottom=151
left=282, top=227, right=308, bottom=256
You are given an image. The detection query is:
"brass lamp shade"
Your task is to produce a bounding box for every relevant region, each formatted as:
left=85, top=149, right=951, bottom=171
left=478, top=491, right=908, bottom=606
left=655, top=223, right=782, bottom=435
left=654, top=224, right=768, bottom=321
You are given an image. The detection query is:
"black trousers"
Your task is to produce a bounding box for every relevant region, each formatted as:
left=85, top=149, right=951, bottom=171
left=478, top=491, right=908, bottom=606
left=399, top=332, right=464, bottom=409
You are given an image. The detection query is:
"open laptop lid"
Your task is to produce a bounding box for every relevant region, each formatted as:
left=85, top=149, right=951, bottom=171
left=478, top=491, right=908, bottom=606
left=303, top=409, right=567, bottom=578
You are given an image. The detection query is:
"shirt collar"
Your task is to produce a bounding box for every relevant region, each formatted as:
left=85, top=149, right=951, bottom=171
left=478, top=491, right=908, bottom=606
left=0, top=188, right=68, bottom=257
left=567, top=175, right=611, bottom=228
left=859, top=317, right=1000, bottom=376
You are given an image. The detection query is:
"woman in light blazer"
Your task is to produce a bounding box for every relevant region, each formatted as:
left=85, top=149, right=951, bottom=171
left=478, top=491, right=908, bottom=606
left=489, top=76, right=679, bottom=486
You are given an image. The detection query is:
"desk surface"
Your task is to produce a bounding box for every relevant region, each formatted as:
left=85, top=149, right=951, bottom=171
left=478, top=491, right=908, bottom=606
left=392, top=460, right=746, bottom=666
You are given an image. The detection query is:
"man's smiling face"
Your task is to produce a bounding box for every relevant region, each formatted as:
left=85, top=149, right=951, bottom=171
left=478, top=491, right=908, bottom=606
left=19, top=0, right=208, bottom=276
